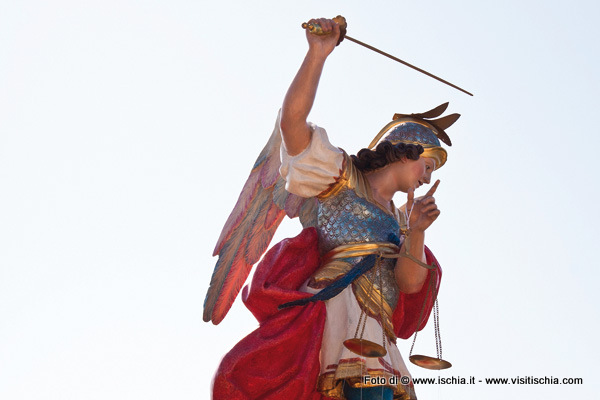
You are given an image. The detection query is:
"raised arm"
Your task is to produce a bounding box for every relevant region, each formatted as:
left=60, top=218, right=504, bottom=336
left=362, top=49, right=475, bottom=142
left=280, top=18, right=340, bottom=156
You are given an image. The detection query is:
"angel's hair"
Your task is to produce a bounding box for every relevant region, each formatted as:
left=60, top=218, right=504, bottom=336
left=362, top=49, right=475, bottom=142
left=351, top=141, right=424, bottom=173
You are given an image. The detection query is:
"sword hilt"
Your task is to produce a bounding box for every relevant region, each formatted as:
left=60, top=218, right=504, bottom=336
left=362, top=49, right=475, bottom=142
left=301, top=15, right=347, bottom=46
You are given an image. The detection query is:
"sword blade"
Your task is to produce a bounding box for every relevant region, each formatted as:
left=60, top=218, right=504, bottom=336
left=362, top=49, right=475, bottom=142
left=345, top=35, right=473, bottom=97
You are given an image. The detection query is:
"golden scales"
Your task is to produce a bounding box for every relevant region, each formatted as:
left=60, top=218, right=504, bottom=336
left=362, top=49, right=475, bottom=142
left=343, top=244, right=452, bottom=370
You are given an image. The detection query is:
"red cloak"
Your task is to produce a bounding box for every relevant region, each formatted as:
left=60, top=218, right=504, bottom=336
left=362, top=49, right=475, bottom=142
left=212, top=228, right=441, bottom=400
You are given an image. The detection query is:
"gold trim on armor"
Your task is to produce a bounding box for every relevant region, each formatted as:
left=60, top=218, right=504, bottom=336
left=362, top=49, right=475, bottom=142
left=310, top=242, right=401, bottom=287
left=318, top=152, right=367, bottom=200
left=307, top=242, right=402, bottom=342
left=318, top=152, right=403, bottom=219
left=323, top=242, right=400, bottom=263
left=317, top=152, right=350, bottom=200
left=309, top=259, right=353, bottom=289
left=353, top=275, right=397, bottom=342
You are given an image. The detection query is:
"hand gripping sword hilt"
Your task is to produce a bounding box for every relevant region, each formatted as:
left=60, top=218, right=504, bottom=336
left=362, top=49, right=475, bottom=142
left=301, top=15, right=347, bottom=46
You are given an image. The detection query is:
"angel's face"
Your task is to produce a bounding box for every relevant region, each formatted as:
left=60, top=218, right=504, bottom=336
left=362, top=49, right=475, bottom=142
left=389, top=156, right=436, bottom=193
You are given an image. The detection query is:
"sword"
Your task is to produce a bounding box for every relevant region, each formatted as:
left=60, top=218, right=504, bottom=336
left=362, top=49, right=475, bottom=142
left=302, top=16, right=473, bottom=97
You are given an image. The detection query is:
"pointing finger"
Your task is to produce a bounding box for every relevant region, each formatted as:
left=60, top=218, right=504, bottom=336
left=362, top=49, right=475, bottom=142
left=426, top=179, right=441, bottom=197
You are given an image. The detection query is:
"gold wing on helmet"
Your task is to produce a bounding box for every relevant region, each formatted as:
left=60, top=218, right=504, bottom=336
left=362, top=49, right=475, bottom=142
left=393, top=102, right=460, bottom=146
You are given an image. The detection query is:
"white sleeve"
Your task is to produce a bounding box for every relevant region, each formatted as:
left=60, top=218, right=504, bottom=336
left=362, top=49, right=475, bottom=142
left=279, top=122, right=344, bottom=198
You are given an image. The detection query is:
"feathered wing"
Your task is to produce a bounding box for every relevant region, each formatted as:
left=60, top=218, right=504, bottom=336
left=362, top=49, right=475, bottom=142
left=204, top=113, right=317, bottom=325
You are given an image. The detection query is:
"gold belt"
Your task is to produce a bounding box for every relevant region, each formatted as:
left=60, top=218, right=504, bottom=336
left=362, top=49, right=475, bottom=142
left=322, top=242, right=400, bottom=262
left=310, top=242, right=401, bottom=342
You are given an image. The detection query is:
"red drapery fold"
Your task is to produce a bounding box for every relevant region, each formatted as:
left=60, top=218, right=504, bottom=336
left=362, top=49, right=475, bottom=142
left=212, top=228, right=441, bottom=399
left=392, top=246, right=442, bottom=340
left=212, top=228, right=327, bottom=400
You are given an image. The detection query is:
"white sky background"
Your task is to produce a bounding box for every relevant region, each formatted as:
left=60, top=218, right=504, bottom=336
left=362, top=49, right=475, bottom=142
left=1, top=1, right=599, bottom=399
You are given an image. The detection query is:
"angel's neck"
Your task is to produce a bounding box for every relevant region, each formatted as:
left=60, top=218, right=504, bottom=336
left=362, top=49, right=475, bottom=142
left=365, top=171, right=395, bottom=212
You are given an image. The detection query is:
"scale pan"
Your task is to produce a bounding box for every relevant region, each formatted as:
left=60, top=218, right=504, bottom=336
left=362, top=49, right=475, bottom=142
left=343, top=339, right=387, bottom=358
left=409, top=355, right=452, bottom=370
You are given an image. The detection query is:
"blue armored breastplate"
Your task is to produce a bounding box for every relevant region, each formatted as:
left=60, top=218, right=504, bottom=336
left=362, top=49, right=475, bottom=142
left=317, top=187, right=400, bottom=254
left=316, top=186, right=402, bottom=311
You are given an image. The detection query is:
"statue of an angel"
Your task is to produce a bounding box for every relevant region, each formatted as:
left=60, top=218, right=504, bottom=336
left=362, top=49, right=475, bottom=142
left=204, top=17, right=459, bottom=400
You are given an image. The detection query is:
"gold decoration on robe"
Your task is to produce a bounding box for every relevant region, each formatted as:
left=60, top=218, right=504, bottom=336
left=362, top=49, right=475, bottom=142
left=308, top=242, right=401, bottom=342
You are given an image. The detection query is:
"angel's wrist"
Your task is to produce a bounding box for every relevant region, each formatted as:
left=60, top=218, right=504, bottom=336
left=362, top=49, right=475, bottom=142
left=408, top=227, right=426, bottom=236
